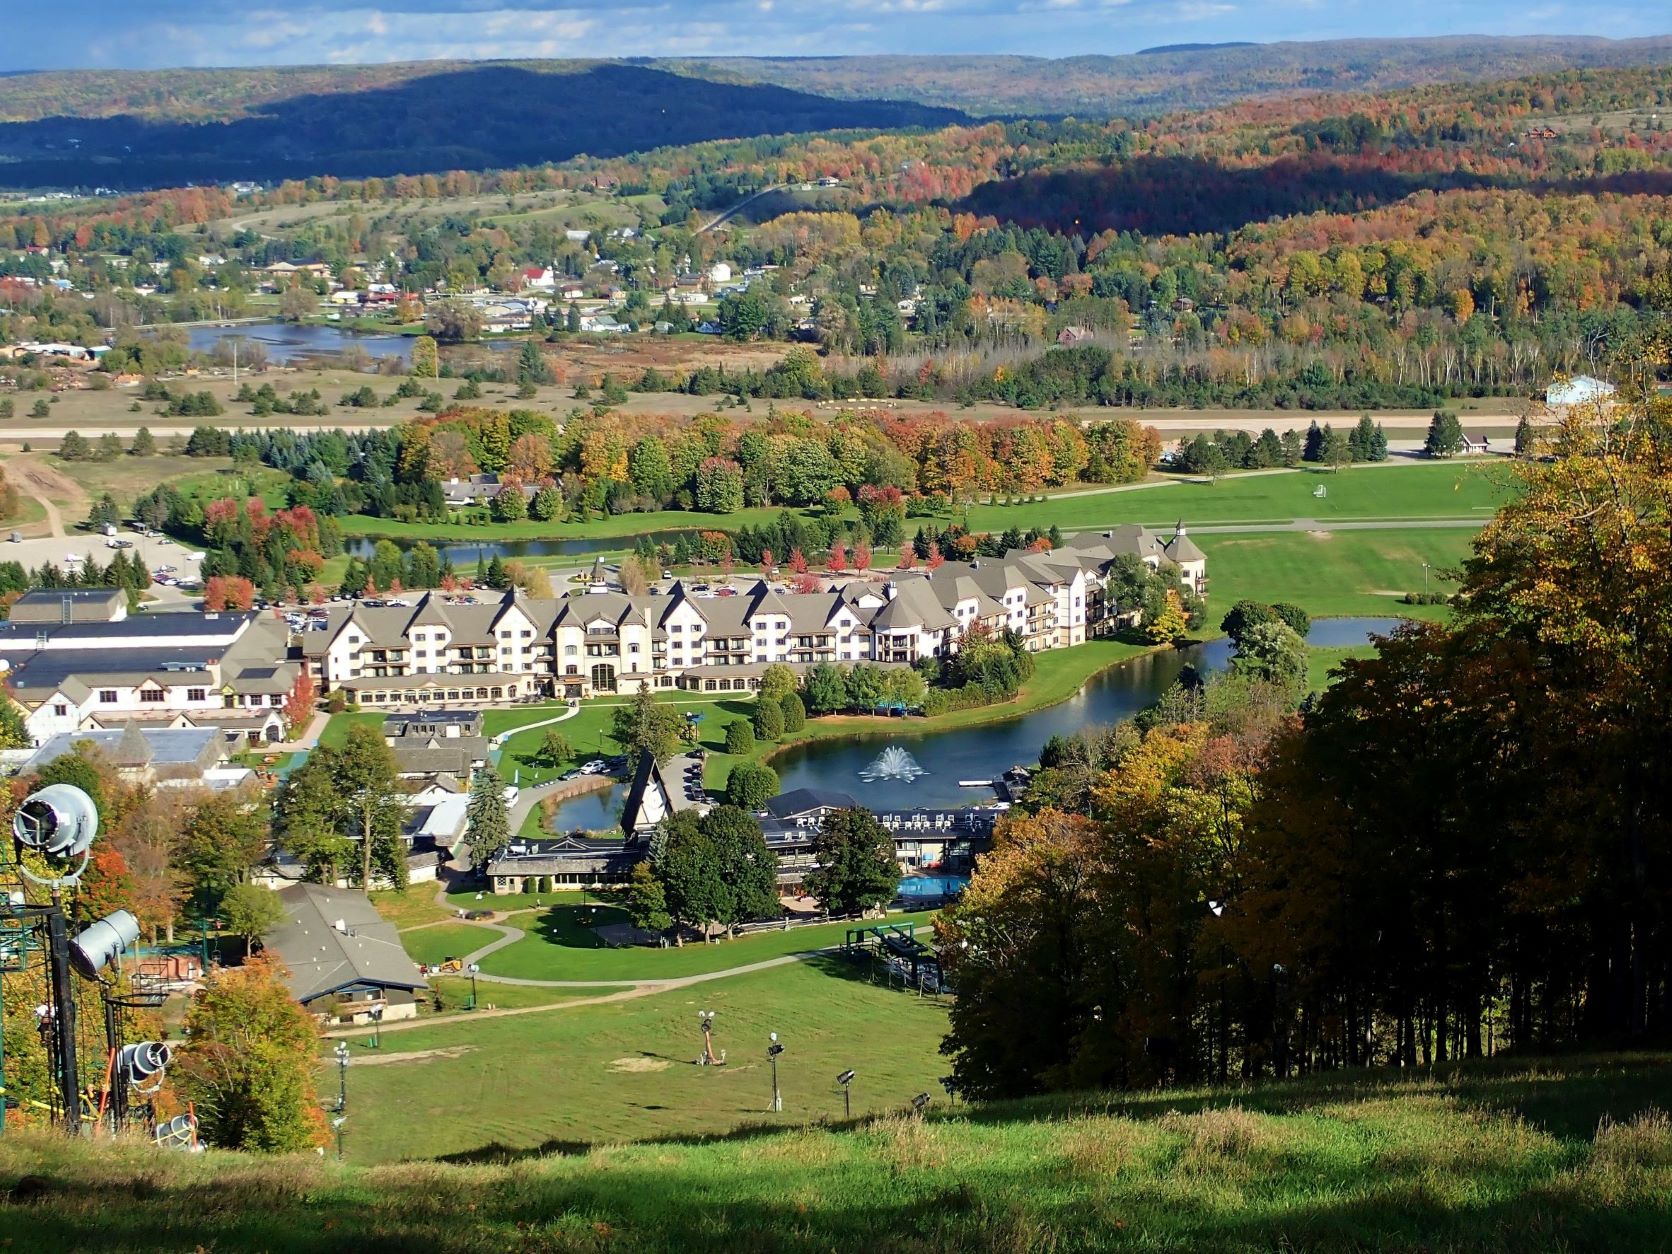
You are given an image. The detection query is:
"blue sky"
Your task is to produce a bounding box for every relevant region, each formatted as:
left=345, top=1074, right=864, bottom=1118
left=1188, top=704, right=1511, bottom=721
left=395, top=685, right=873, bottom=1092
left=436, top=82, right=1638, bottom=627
left=4, top=2, right=1666, bottom=71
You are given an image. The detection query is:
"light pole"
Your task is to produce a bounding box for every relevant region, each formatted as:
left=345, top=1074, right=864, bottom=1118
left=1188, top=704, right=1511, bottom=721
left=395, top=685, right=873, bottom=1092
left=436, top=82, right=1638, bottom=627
left=837, top=1069, right=855, bottom=1119
left=1421, top=562, right=1430, bottom=596
left=467, top=962, right=480, bottom=1011
left=699, top=1010, right=717, bottom=1065
left=369, top=1004, right=384, bottom=1050
left=331, top=1114, right=346, bottom=1160
left=767, top=1032, right=784, bottom=1113
left=333, top=1041, right=350, bottom=1113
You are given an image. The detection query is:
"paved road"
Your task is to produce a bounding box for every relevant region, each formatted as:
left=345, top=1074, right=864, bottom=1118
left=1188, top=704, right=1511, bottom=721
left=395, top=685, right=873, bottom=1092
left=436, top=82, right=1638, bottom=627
left=696, top=183, right=788, bottom=233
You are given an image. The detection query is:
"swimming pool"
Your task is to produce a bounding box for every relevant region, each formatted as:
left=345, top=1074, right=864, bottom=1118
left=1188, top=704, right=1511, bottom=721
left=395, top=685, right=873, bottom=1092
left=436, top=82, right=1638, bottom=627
left=896, top=874, right=970, bottom=901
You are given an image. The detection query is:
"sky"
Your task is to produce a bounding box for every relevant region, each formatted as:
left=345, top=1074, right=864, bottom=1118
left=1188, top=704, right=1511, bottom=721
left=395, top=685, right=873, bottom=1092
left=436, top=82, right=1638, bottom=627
left=3, top=1, right=1666, bottom=71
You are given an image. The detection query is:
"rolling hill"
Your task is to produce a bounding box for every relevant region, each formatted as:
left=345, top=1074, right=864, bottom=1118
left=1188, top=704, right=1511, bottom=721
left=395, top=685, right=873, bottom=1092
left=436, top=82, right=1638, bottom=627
left=0, top=64, right=964, bottom=188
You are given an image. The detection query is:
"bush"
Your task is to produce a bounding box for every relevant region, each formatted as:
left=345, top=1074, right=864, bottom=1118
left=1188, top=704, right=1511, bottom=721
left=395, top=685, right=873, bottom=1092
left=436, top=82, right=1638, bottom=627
left=752, top=699, right=785, bottom=741
left=1401, top=591, right=1451, bottom=605
left=779, top=692, right=806, bottom=733
left=1270, top=602, right=1311, bottom=637
left=724, top=720, right=755, bottom=755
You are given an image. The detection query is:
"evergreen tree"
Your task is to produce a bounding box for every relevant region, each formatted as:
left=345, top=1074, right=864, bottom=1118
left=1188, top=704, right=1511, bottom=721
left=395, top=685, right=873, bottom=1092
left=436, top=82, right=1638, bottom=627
left=1424, top=410, right=1464, bottom=458
left=466, top=764, right=511, bottom=874
left=129, top=426, right=157, bottom=457
left=1301, top=421, right=1324, bottom=463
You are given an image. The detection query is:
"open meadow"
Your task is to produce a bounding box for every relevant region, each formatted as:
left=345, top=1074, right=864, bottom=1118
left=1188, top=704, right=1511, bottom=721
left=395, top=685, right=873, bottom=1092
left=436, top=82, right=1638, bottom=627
left=317, top=958, right=952, bottom=1163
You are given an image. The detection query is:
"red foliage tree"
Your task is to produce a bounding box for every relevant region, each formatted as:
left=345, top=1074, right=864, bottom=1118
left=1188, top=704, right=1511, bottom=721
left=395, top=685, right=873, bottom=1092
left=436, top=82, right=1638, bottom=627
left=926, top=543, right=945, bottom=570
left=788, top=548, right=808, bottom=575
left=827, top=541, right=848, bottom=573
left=852, top=541, right=873, bottom=572
left=760, top=548, right=775, bottom=575
left=204, top=575, right=256, bottom=612
left=791, top=572, right=822, bottom=595
left=282, top=669, right=317, bottom=738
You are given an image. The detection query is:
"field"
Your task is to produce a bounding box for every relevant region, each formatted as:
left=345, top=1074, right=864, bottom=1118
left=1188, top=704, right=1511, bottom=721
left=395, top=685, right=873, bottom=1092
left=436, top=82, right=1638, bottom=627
left=7, top=1051, right=1671, bottom=1249
left=963, top=460, right=1512, bottom=533
left=327, top=958, right=951, bottom=1163
left=400, top=922, right=498, bottom=968
left=470, top=906, right=934, bottom=981
left=1201, top=526, right=1478, bottom=618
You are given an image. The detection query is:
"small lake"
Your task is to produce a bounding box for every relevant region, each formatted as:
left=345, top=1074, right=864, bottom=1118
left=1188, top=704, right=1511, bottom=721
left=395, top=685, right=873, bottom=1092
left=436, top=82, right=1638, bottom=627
left=344, top=530, right=697, bottom=565
left=544, top=617, right=1404, bottom=830
left=188, top=321, right=414, bottom=366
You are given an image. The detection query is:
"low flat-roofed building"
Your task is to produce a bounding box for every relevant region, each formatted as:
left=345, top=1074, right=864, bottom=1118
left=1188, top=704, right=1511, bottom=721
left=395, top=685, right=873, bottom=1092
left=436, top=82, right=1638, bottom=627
left=22, top=723, right=225, bottom=784
left=8, top=587, right=127, bottom=624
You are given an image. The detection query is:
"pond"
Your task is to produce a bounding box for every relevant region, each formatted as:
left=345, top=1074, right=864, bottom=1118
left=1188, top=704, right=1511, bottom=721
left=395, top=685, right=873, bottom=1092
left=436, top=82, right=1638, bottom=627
left=343, top=530, right=697, bottom=565
left=187, top=321, right=415, bottom=365
left=767, top=617, right=1403, bottom=811
left=544, top=617, right=1404, bottom=831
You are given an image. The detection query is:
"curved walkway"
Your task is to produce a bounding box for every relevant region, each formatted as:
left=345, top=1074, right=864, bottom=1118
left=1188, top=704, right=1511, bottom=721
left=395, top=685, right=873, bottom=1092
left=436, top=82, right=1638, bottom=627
left=325, top=950, right=824, bottom=1040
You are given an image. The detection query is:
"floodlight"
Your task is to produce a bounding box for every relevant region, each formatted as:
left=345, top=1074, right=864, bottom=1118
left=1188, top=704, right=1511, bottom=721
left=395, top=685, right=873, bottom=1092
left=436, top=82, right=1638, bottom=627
left=70, top=909, right=140, bottom=979
left=117, top=1041, right=173, bottom=1090
left=912, top=1092, right=930, bottom=1112
left=14, top=784, right=99, bottom=862
left=837, top=1069, right=855, bottom=1086
left=767, top=1042, right=784, bottom=1058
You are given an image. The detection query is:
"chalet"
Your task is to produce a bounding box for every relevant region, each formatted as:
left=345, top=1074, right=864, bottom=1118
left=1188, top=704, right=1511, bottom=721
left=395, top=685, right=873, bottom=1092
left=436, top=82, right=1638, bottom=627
left=266, top=884, right=426, bottom=1023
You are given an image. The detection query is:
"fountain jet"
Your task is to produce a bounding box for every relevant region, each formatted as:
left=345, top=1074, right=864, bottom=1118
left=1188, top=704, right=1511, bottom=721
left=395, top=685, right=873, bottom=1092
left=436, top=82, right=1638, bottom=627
left=859, top=746, right=928, bottom=783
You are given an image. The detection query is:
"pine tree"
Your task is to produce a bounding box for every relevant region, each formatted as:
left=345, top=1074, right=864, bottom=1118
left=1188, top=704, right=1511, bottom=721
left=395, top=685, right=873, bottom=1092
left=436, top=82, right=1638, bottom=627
left=466, top=764, right=510, bottom=874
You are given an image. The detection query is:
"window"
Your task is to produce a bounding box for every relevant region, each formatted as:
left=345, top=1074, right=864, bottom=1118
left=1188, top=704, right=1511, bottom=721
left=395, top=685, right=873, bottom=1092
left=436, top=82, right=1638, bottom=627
left=564, top=645, right=577, bottom=656
left=187, top=688, right=206, bottom=702
left=54, top=703, right=68, bottom=717
left=521, top=630, right=532, bottom=639
left=270, top=695, right=284, bottom=707
left=99, top=689, right=118, bottom=704
left=139, top=689, right=165, bottom=704
left=629, top=643, right=640, bottom=654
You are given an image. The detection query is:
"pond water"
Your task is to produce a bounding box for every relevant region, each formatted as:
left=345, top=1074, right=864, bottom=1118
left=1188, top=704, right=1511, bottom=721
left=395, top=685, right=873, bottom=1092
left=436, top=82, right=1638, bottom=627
left=768, top=617, right=1402, bottom=810
left=544, top=617, right=1404, bottom=831
left=343, top=530, right=697, bottom=565
left=187, top=321, right=415, bottom=365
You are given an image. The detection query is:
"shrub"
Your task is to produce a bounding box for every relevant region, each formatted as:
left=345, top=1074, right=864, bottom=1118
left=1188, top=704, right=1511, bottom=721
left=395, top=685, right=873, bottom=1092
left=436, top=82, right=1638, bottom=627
left=752, top=699, right=785, bottom=741
left=779, top=692, right=806, bottom=733
left=724, top=720, right=755, bottom=755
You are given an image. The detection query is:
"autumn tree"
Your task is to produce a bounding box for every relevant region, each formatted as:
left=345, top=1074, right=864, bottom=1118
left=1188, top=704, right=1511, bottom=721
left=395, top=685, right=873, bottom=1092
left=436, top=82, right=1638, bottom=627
left=281, top=669, right=316, bottom=737
left=220, top=882, right=284, bottom=958
left=176, top=958, right=326, bottom=1153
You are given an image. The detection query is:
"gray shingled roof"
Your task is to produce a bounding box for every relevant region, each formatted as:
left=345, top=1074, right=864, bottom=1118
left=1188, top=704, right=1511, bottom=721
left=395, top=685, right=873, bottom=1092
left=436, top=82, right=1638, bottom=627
left=267, top=883, right=426, bottom=1005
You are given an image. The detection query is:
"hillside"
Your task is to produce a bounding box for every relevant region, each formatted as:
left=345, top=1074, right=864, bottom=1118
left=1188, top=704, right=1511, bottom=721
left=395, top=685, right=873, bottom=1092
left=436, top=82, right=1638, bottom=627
left=663, top=36, right=1672, bottom=117
left=4, top=1054, right=1671, bottom=1251
left=0, top=64, right=964, bottom=188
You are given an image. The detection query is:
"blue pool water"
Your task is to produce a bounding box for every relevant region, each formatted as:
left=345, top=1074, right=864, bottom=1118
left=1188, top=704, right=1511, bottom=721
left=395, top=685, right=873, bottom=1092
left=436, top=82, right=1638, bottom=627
left=897, top=874, right=970, bottom=901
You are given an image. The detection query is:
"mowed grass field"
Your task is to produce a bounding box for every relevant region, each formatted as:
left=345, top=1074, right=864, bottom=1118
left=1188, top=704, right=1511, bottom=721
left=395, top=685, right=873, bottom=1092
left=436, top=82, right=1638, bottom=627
left=964, top=460, right=1513, bottom=534
left=472, top=907, right=934, bottom=981
left=1201, top=526, right=1478, bottom=619
left=10, top=1052, right=1672, bottom=1249
left=318, top=959, right=951, bottom=1163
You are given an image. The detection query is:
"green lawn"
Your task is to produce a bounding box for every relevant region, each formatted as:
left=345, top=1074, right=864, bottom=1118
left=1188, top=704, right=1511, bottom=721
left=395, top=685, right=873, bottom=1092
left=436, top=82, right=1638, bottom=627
left=1201, top=526, right=1478, bottom=619
left=964, top=461, right=1515, bottom=533
left=326, top=959, right=951, bottom=1162
left=14, top=1050, right=1672, bottom=1248
left=423, top=977, right=625, bottom=1015
left=475, top=907, right=934, bottom=981
left=315, top=710, right=384, bottom=749
left=339, top=503, right=830, bottom=543
left=369, top=888, right=455, bottom=930
left=399, top=922, right=495, bottom=968
left=1307, top=643, right=1378, bottom=691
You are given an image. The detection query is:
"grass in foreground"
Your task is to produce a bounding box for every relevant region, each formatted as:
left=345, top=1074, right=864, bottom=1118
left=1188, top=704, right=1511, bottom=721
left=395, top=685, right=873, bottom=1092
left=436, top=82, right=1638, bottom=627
left=6, top=1052, right=1671, bottom=1251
